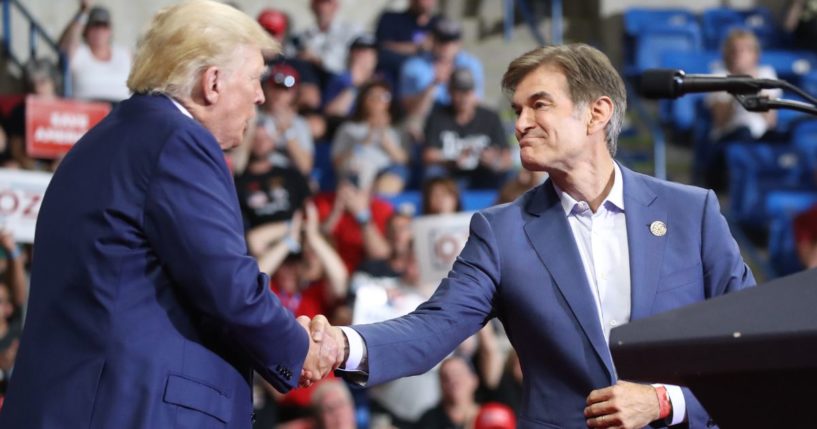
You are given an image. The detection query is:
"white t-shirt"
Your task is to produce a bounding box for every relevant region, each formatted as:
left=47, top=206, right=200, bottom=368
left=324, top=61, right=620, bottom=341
left=71, top=43, right=131, bottom=102
left=705, top=64, right=782, bottom=140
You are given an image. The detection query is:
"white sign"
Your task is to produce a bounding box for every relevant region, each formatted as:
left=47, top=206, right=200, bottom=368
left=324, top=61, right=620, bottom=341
left=0, top=169, right=53, bottom=243
left=412, top=212, right=473, bottom=286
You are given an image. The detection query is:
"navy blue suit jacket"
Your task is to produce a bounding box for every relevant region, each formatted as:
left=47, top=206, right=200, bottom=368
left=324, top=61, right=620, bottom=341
left=353, top=165, right=755, bottom=428
left=0, top=95, right=308, bottom=429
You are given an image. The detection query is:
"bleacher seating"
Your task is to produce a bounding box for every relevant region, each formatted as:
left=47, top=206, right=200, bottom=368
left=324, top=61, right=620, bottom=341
left=765, top=190, right=817, bottom=276
left=382, top=189, right=498, bottom=216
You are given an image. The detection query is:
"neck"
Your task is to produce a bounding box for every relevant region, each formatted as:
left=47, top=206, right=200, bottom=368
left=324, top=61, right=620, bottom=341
left=550, top=155, right=615, bottom=213
left=454, top=106, right=475, bottom=124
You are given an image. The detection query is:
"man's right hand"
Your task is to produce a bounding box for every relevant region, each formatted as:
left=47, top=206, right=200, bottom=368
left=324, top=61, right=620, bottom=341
left=297, top=315, right=347, bottom=387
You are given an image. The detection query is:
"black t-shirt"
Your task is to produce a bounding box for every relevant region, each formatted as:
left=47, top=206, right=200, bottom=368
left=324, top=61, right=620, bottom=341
left=413, top=404, right=463, bottom=429
left=376, top=10, right=441, bottom=45
left=235, top=165, right=311, bottom=229
left=424, top=104, right=507, bottom=174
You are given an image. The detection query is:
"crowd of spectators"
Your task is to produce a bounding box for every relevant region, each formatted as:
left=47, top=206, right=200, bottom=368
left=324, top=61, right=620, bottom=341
left=0, top=0, right=532, bottom=427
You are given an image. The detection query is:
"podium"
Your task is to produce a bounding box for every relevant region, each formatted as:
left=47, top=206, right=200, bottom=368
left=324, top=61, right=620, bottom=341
left=610, top=269, right=817, bottom=428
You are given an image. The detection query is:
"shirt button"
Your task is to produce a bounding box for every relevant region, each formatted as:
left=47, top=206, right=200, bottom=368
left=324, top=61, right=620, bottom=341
left=610, top=320, right=618, bottom=326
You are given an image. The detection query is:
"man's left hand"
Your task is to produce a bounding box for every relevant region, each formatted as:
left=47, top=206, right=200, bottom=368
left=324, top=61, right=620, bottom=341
left=584, top=380, right=661, bottom=429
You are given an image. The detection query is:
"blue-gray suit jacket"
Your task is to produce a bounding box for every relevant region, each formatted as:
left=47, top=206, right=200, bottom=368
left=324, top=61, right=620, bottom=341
left=353, top=165, right=755, bottom=428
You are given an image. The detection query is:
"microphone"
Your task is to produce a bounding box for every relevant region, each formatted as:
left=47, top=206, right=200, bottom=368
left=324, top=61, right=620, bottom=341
left=639, top=69, right=785, bottom=99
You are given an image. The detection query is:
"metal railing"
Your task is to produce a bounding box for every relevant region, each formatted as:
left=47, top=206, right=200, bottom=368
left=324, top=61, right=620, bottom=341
left=2, top=0, right=70, bottom=96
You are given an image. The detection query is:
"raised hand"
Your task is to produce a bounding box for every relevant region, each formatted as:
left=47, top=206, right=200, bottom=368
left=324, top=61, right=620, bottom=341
left=297, top=315, right=346, bottom=387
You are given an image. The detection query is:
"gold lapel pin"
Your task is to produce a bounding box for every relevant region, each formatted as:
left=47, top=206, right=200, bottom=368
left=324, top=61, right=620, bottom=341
left=650, top=220, right=667, bottom=237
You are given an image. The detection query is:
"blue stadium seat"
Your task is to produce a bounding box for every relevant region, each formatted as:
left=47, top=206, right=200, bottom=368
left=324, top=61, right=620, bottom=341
left=382, top=190, right=422, bottom=215
left=657, top=50, right=721, bottom=131
left=702, top=7, right=780, bottom=50
left=765, top=190, right=817, bottom=276
left=726, top=142, right=808, bottom=227
left=311, top=141, right=337, bottom=191
left=791, top=119, right=817, bottom=173
left=761, top=50, right=817, bottom=86
left=462, top=190, right=498, bottom=212
left=622, top=8, right=698, bottom=72
left=701, top=8, right=743, bottom=50
left=632, top=24, right=702, bottom=74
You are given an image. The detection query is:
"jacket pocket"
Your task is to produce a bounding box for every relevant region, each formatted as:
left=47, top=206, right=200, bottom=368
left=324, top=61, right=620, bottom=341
left=657, top=263, right=702, bottom=292
left=163, top=374, right=231, bottom=424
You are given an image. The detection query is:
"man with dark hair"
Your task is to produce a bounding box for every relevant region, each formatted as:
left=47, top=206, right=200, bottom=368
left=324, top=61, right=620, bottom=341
left=315, top=43, right=754, bottom=429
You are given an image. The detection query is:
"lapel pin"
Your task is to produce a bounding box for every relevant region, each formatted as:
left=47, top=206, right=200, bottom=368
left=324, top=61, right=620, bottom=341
left=650, top=220, right=667, bottom=237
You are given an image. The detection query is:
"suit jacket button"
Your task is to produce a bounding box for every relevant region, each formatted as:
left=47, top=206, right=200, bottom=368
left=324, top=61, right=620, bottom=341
left=251, top=412, right=257, bottom=424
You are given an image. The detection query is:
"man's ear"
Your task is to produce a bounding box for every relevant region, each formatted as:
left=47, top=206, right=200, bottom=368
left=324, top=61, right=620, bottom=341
left=200, top=66, right=221, bottom=105
left=587, top=96, right=614, bottom=136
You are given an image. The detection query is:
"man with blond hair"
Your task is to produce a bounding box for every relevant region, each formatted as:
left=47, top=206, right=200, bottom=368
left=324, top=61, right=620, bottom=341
left=316, top=43, right=754, bottom=428
left=0, top=1, right=342, bottom=428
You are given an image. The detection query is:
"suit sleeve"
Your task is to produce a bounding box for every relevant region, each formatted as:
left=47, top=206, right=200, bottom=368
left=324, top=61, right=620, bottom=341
left=352, top=211, right=499, bottom=386
left=142, top=128, right=309, bottom=393
left=700, top=189, right=756, bottom=297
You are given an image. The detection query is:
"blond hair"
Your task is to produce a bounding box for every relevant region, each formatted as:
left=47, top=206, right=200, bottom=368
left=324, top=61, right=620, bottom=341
left=722, top=29, right=760, bottom=72
left=501, top=43, right=626, bottom=156
left=127, top=0, right=278, bottom=99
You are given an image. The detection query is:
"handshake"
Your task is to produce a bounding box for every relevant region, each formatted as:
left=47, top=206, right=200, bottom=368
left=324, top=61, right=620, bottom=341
left=296, top=314, right=348, bottom=387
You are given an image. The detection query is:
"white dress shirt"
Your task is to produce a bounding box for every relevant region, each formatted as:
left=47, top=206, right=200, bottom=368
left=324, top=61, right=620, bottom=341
left=342, top=163, right=685, bottom=425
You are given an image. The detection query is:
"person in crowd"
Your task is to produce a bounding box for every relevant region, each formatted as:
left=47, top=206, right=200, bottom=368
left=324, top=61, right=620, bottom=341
left=234, top=119, right=312, bottom=229
left=399, top=17, right=484, bottom=136
left=0, top=3, right=344, bottom=427
left=2, top=59, right=60, bottom=170
left=294, top=0, right=363, bottom=77
left=783, top=0, right=817, bottom=53
left=323, top=34, right=381, bottom=118
left=314, top=177, right=393, bottom=274
left=312, top=43, right=754, bottom=429
left=331, top=79, right=409, bottom=194
left=311, top=379, right=358, bottom=429
left=414, top=355, right=481, bottom=429
left=421, top=176, right=462, bottom=215
left=706, top=29, right=781, bottom=143
left=793, top=203, right=817, bottom=269
left=423, top=68, right=512, bottom=189
left=258, top=63, right=315, bottom=176
left=375, top=0, right=441, bottom=84
left=0, top=229, right=26, bottom=400
left=484, top=351, right=523, bottom=417
left=58, top=1, right=131, bottom=102
left=495, top=169, right=546, bottom=205
left=257, top=8, right=324, bottom=112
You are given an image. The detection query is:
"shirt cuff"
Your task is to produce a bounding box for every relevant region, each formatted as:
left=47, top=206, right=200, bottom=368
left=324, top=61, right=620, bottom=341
left=653, top=383, right=686, bottom=426
left=339, top=326, right=366, bottom=371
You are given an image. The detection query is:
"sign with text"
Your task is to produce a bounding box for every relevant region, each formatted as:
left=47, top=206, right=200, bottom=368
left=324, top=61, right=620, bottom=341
left=25, top=95, right=111, bottom=159
left=412, top=212, right=473, bottom=286
left=0, top=169, right=52, bottom=243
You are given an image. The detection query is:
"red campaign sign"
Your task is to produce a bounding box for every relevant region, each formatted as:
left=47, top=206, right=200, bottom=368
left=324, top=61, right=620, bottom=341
left=25, top=95, right=111, bottom=159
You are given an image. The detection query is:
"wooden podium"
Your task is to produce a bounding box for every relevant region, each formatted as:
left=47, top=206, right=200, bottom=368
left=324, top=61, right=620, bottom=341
left=610, top=269, right=817, bottom=428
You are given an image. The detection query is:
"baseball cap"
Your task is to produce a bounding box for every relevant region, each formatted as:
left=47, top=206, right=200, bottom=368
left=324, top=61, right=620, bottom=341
left=257, top=8, right=288, bottom=37
left=474, top=403, right=517, bottom=429
left=266, top=63, right=299, bottom=89
left=432, top=17, right=462, bottom=42
left=87, top=6, right=111, bottom=27
left=350, top=33, right=377, bottom=51
left=450, top=68, right=475, bottom=91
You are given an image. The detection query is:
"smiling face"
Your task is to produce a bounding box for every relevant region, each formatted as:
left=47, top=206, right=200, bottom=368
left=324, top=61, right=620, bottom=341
left=511, top=65, right=595, bottom=173
left=206, top=45, right=267, bottom=150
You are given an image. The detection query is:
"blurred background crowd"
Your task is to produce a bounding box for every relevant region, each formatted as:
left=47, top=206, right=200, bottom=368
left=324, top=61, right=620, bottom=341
left=1, top=0, right=817, bottom=428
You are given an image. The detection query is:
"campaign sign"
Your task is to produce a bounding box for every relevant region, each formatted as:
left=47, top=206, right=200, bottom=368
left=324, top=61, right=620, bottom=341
left=412, top=212, right=473, bottom=286
left=25, top=95, right=111, bottom=159
left=0, top=169, right=52, bottom=243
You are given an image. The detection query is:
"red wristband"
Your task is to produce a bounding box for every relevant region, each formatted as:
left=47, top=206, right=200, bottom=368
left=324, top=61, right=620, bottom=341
left=655, top=385, right=672, bottom=420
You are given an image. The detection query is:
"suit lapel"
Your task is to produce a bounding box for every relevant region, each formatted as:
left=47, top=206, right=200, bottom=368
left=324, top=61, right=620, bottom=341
left=524, top=182, right=615, bottom=381
left=621, top=166, right=668, bottom=320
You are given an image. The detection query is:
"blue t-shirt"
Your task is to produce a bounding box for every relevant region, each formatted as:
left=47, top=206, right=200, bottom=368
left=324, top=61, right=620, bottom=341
left=398, top=51, right=485, bottom=105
